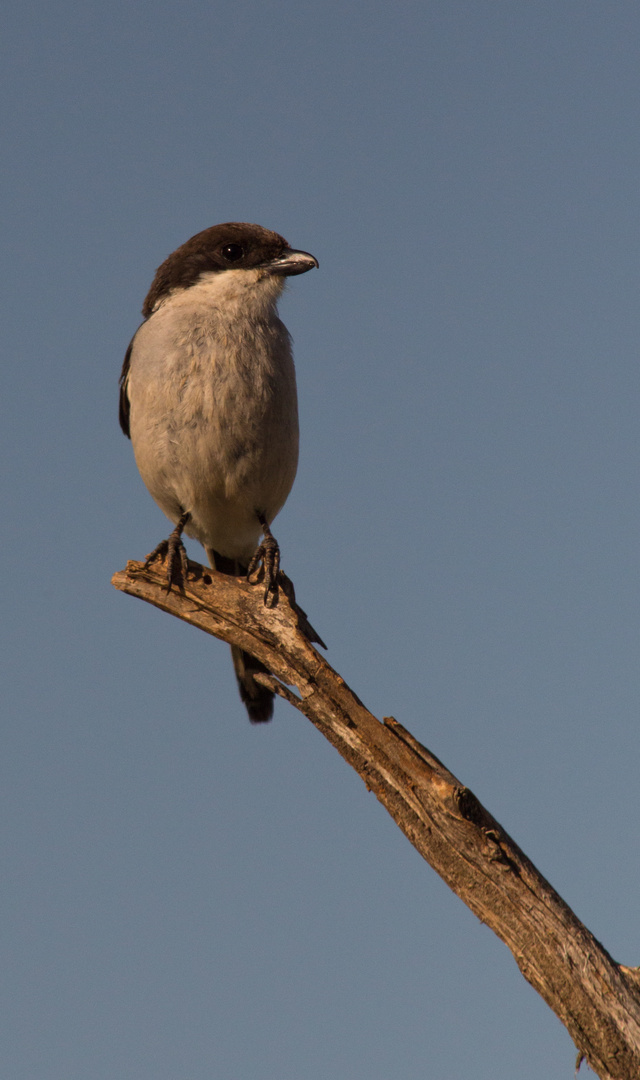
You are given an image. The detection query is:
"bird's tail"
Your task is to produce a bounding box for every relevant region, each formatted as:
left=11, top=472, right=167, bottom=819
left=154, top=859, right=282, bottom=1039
left=206, top=548, right=275, bottom=723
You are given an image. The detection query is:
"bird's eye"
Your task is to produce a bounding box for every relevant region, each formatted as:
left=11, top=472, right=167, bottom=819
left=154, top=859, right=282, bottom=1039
left=221, top=244, right=244, bottom=262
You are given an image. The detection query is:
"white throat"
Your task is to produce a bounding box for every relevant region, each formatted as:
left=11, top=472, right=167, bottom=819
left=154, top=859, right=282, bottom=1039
left=152, top=268, right=286, bottom=321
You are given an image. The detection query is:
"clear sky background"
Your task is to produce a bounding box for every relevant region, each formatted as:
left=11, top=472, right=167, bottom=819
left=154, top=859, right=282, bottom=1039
left=3, top=2, right=640, bottom=1077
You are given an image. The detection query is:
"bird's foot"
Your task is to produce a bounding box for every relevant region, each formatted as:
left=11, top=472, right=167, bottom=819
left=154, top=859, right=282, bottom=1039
left=247, top=518, right=280, bottom=607
left=144, top=511, right=191, bottom=590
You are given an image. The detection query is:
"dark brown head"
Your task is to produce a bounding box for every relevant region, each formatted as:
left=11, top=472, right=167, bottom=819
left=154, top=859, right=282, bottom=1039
left=142, top=222, right=318, bottom=317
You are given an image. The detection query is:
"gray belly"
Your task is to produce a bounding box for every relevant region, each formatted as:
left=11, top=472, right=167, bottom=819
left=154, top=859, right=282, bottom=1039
left=127, top=313, right=299, bottom=560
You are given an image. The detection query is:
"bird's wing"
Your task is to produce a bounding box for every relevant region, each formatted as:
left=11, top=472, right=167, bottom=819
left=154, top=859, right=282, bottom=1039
left=118, top=336, right=135, bottom=438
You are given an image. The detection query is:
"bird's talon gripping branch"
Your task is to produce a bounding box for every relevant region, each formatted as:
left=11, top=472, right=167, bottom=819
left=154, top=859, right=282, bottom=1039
left=144, top=511, right=191, bottom=590
left=247, top=517, right=281, bottom=606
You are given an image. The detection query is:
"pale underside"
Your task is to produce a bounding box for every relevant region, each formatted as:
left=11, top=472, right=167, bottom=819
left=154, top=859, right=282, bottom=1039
left=126, top=270, right=299, bottom=562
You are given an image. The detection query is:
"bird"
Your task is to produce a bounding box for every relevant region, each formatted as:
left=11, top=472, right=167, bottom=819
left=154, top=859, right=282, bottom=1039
left=119, top=221, right=318, bottom=722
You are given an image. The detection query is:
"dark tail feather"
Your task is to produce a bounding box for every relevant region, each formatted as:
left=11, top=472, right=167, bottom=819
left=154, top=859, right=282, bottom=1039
left=230, top=644, right=274, bottom=723
left=206, top=547, right=275, bottom=724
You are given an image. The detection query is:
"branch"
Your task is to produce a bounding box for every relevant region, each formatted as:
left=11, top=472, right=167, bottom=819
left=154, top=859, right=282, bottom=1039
left=112, top=558, right=640, bottom=1080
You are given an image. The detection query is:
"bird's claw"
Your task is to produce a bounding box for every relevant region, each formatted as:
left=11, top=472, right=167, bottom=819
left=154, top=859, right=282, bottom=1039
left=247, top=532, right=280, bottom=607
left=145, top=515, right=190, bottom=590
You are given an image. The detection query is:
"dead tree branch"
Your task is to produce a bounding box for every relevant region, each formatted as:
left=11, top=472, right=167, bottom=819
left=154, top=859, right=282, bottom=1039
left=112, top=557, right=640, bottom=1080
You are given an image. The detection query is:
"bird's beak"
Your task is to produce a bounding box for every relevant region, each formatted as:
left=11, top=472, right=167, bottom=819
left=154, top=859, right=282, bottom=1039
left=263, top=248, right=319, bottom=276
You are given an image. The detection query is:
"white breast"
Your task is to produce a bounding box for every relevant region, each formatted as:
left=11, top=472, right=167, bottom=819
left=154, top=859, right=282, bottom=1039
left=126, top=271, right=299, bottom=561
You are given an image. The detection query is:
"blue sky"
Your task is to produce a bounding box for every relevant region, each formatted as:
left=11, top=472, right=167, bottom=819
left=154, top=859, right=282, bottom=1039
left=3, top=2, right=640, bottom=1077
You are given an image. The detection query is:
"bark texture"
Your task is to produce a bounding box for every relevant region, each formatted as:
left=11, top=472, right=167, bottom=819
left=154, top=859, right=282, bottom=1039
left=112, top=557, right=640, bottom=1080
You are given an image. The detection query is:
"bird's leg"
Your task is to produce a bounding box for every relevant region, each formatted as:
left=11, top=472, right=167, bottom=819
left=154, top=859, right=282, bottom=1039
left=144, top=510, right=191, bottom=590
left=247, top=513, right=280, bottom=607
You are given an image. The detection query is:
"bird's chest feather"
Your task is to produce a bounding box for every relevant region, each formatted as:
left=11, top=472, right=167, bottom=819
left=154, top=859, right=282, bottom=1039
left=129, top=298, right=298, bottom=491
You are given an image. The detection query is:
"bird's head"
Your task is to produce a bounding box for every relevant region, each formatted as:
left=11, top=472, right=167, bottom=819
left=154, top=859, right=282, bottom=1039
left=142, top=222, right=318, bottom=317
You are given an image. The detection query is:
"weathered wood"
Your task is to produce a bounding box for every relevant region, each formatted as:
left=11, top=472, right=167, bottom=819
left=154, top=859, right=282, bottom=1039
left=112, top=558, right=640, bottom=1080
